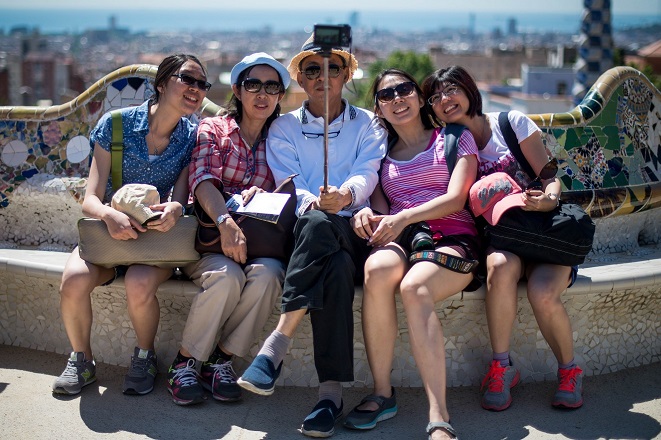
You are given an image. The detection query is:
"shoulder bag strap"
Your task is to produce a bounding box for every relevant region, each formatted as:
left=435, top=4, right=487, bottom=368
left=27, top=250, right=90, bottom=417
left=443, top=123, right=466, bottom=176
left=110, top=110, right=123, bottom=192
left=497, top=111, right=536, bottom=178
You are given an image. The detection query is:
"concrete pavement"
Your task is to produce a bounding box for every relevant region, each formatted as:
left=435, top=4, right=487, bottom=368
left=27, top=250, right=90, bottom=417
left=1, top=345, right=660, bottom=440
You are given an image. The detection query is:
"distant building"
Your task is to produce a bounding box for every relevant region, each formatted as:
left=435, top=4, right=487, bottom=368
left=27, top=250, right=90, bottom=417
left=507, top=18, right=517, bottom=36
left=625, top=39, right=661, bottom=74
left=481, top=64, right=575, bottom=114
left=429, top=45, right=548, bottom=84
left=522, top=64, right=574, bottom=96
left=22, top=52, right=84, bottom=106
left=349, top=11, right=360, bottom=30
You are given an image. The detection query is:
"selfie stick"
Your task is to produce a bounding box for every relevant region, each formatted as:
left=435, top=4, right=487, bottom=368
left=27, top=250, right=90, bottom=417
left=322, top=54, right=330, bottom=192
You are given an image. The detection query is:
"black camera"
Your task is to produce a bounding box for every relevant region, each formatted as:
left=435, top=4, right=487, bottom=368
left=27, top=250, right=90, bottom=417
left=313, top=24, right=352, bottom=50
left=398, top=221, right=435, bottom=253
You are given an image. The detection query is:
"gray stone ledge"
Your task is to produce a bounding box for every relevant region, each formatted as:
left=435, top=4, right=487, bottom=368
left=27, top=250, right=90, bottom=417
left=1, top=246, right=660, bottom=388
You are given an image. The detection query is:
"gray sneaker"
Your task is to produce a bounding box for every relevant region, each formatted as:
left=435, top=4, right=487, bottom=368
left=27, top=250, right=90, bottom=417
left=480, top=360, right=520, bottom=411
left=52, top=352, right=97, bottom=395
left=552, top=365, right=584, bottom=409
left=122, top=347, right=157, bottom=395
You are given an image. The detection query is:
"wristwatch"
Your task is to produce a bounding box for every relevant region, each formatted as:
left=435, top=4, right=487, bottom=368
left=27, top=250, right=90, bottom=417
left=215, top=213, right=231, bottom=227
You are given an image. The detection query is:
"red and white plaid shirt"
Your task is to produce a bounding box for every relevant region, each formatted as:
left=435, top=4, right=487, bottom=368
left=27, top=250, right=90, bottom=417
left=189, top=115, right=275, bottom=195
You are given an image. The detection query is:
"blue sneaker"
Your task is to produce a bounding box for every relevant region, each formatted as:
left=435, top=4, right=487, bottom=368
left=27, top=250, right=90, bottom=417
left=237, top=354, right=282, bottom=396
left=301, top=399, right=344, bottom=438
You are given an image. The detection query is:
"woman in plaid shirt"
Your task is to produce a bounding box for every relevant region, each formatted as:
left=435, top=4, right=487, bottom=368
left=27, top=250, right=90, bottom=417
left=166, top=53, right=290, bottom=406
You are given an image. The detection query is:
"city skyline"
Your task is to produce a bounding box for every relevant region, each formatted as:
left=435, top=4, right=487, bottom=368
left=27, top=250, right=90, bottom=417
left=2, top=0, right=660, bottom=14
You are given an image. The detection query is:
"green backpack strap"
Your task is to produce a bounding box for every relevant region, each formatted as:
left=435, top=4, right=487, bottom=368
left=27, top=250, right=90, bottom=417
left=443, top=123, right=467, bottom=175
left=110, top=110, right=123, bottom=192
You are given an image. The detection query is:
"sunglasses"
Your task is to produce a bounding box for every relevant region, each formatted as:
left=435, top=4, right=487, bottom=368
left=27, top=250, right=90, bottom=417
left=242, top=78, right=284, bottom=95
left=375, top=81, right=416, bottom=103
left=302, top=113, right=345, bottom=139
left=427, top=84, right=460, bottom=105
left=526, top=158, right=559, bottom=191
left=171, top=73, right=212, bottom=91
left=302, top=63, right=344, bottom=80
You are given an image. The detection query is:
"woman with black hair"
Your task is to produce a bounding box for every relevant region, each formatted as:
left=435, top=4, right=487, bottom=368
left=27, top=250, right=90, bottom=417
left=426, top=65, right=583, bottom=413
left=347, top=68, right=479, bottom=440
left=166, top=53, right=290, bottom=406
left=53, top=54, right=209, bottom=397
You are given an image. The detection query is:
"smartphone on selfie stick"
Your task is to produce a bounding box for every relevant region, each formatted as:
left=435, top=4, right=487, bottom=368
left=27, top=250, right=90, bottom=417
left=312, top=24, right=352, bottom=191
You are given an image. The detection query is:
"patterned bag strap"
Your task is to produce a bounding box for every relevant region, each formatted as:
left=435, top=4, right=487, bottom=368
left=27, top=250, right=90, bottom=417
left=110, top=110, right=123, bottom=192
left=409, top=250, right=478, bottom=274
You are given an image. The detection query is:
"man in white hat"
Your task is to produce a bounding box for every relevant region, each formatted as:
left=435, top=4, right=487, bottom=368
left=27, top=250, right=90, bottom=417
left=238, top=32, right=387, bottom=437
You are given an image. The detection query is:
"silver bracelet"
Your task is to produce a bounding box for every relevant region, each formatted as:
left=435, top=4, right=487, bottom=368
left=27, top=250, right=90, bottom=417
left=547, top=193, right=560, bottom=207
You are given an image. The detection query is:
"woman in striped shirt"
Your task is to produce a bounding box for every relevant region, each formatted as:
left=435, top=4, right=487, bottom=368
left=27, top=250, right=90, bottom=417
left=347, top=68, right=479, bottom=440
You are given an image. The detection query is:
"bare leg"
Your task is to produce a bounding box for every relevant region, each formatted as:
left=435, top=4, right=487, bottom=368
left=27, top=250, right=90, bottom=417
left=485, top=250, right=524, bottom=354
left=59, top=248, right=115, bottom=359
left=358, top=244, right=407, bottom=410
left=526, top=264, right=574, bottom=363
left=400, top=249, right=472, bottom=440
left=124, top=265, right=172, bottom=350
left=275, top=308, right=306, bottom=337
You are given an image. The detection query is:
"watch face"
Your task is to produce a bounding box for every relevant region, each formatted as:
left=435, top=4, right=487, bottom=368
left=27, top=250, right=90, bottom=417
left=216, top=214, right=230, bottom=226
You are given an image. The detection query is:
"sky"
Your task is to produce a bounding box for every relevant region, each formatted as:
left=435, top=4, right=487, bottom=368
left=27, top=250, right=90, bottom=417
left=1, top=0, right=659, bottom=15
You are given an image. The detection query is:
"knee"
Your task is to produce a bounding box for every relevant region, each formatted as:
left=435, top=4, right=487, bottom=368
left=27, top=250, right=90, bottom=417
left=398, top=277, right=427, bottom=307
left=296, top=210, right=331, bottom=235
left=199, top=263, right=246, bottom=295
left=527, top=283, right=562, bottom=312
left=364, top=258, right=400, bottom=291
left=60, top=270, right=95, bottom=301
left=487, top=253, right=521, bottom=287
left=249, top=258, right=285, bottom=281
left=124, top=272, right=161, bottom=304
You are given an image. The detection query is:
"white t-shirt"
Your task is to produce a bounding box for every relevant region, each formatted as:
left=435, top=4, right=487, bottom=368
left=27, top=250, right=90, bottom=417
left=478, top=110, right=540, bottom=188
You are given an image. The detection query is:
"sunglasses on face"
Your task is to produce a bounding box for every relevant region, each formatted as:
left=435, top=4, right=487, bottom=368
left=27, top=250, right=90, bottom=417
left=302, top=63, right=344, bottom=80
left=526, top=158, right=559, bottom=191
left=375, top=81, right=416, bottom=103
left=242, top=78, right=284, bottom=95
left=171, top=73, right=212, bottom=91
left=427, top=84, right=460, bottom=105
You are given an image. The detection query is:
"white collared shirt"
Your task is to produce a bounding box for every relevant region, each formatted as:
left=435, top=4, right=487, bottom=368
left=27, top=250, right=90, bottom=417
left=266, top=99, right=387, bottom=217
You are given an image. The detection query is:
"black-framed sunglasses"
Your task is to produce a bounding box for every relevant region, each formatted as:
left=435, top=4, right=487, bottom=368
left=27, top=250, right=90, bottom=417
left=171, top=73, right=212, bottom=91
left=526, top=158, right=559, bottom=191
left=242, top=78, right=284, bottom=95
left=375, top=81, right=417, bottom=103
left=427, top=84, right=460, bottom=105
left=302, top=113, right=345, bottom=139
left=302, top=63, right=344, bottom=80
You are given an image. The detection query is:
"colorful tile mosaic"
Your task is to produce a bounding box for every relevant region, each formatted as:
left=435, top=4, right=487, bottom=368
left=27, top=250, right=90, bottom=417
left=0, top=64, right=221, bottom=210
left=0, top=65, right=659, bottom=221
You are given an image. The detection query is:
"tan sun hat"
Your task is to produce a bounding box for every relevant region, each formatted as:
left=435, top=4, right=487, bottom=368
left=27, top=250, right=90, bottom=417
left=287, top=33, right=358, bottom=83
left=111, top=183, right=162, bottom=225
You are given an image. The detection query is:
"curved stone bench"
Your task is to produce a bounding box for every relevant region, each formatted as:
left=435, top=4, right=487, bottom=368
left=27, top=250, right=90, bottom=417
left=0, top=64, right=660, bottom=387
left=1, top=247, right=659, bottom=388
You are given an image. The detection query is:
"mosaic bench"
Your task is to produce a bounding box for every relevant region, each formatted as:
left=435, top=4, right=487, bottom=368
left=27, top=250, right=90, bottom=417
left=0, top=65, right=660, bottom=388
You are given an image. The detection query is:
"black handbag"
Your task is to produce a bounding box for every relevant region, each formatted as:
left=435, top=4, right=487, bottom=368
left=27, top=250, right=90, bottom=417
left=480, top=112, right=595, bottom=266
left=485, top=203, right=595, bottom=266
left=194, top=175, right=297, bottom=260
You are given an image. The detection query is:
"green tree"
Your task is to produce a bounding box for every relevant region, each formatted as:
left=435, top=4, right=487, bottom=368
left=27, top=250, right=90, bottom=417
left=346, top=51, right=435, bottom=109
left=613, top=46, right=661, bottom=92
left=637, top=64, right=661, bottom=92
